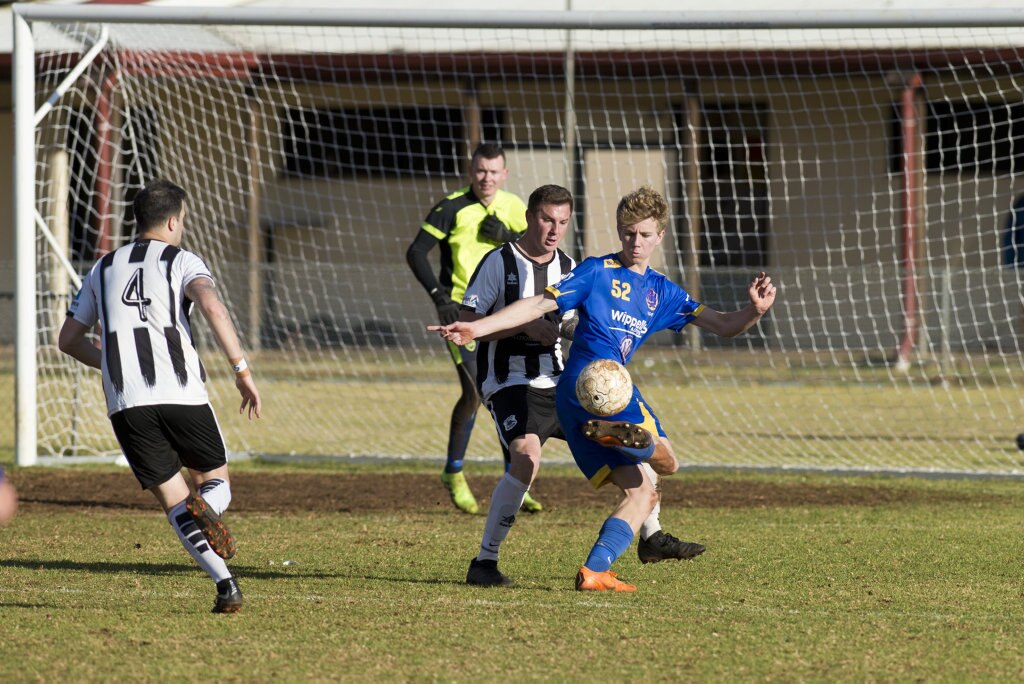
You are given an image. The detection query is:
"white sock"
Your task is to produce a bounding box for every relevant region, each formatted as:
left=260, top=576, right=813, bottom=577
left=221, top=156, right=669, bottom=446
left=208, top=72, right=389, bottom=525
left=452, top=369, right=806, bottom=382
left=168, top=500, right=231, bottom=582
left=198, top=478, right=231, bottom=515
left=477, top=473, right=529, bottom=562
left=639, top=462, right=662, bottom=541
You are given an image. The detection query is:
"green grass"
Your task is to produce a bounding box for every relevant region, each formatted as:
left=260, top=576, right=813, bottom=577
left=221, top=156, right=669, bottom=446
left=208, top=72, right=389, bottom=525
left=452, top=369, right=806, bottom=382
left=6, top=343, right=1024, bottom=472
left=18, top=372, right=1024, bottom=470
left=4, top=464, right=1024, bottom=681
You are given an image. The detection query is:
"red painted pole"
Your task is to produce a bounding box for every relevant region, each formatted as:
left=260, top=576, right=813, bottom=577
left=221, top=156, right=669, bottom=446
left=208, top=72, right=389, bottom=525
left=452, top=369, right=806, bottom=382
left=897, top=73, right=923, bottom=369
left=93, top=69, right=118, bottom=257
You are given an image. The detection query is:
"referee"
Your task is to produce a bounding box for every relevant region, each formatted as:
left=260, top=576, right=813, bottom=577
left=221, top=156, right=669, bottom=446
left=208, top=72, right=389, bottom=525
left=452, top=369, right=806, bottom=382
left=406, top=143, right=542, bottom=515
left=59, top=179, right=261, bottom=614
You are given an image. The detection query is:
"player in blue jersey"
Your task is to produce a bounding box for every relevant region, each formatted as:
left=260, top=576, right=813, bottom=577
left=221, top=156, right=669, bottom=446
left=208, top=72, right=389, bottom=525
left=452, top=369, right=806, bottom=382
left=431, top=185, right=776, bottom=592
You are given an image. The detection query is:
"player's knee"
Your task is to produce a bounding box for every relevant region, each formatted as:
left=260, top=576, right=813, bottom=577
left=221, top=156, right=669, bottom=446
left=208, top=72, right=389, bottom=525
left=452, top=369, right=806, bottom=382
left=640, top=484, right=660, bottom=512
left=508, top=448, right=540, bottom=483
left=648, top=488, right=660, bottom=511
left=649, top=451, right=678, bottom=476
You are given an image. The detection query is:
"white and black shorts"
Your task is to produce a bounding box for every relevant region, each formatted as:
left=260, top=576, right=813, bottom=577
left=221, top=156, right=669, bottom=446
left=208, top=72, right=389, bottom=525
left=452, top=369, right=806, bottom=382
left=110, top=403, right=227, bottom=490
left=486, top=385, right=564, bottom=457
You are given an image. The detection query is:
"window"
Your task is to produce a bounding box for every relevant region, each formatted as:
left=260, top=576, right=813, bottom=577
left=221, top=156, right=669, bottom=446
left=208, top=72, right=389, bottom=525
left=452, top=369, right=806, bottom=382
left=889, top=99, right=1024, bottom=175
left=687, top=102, right=770, bottom=268
left=282, top=106, right=505, bottom=178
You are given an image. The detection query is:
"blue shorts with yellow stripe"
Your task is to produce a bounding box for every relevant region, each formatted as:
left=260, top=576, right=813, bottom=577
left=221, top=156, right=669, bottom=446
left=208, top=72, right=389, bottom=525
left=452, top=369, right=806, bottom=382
left=555, top=375, right=666, bottom=489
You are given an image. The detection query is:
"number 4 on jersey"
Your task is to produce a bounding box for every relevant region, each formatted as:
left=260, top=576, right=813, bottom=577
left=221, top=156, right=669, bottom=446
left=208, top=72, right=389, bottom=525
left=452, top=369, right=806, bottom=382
left=122, top=268, right=153, bottom=322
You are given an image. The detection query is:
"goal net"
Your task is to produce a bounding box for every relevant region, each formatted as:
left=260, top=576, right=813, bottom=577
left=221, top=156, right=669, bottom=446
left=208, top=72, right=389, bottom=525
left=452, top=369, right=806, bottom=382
left=14, top=7, right=1024, bottom=473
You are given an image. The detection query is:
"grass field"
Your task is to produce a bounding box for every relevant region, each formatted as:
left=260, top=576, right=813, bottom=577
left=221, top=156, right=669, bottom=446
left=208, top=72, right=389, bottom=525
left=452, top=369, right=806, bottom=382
left=4, top=342, right=1024, bottom=680
left=3, top=459, right=1024, bottom=681
left=7, top=344, right=1024, bottom=473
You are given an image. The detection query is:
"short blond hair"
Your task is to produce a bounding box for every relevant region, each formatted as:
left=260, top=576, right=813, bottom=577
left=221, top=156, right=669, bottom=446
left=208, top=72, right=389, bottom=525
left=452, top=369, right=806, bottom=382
left=616, top=185, right=669, bottom=233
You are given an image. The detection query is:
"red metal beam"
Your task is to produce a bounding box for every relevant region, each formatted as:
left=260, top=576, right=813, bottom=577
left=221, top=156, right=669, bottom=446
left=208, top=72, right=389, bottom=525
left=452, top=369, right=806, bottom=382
left=897, top=72, right=923, bottom=369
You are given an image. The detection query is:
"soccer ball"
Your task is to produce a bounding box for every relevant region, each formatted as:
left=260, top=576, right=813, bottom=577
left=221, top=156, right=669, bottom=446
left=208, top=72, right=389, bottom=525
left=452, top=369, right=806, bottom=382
left=575, top=359, right=633, bottom=416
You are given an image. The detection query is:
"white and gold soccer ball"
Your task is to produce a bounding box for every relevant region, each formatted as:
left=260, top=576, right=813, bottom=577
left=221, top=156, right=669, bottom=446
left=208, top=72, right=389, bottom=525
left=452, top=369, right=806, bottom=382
left=575, top=359, right=633, bottom=416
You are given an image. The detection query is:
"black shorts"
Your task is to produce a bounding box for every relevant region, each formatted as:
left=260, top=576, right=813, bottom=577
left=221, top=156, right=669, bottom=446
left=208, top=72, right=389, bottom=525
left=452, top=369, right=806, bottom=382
left=110, top=403, right=227, bottom=490
left=485, top=385, right=565, bottom=452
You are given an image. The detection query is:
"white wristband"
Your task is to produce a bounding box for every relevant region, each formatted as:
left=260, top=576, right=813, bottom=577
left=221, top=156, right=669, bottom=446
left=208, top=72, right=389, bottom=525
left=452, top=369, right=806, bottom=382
left=231, top=359, right=248, bottom=375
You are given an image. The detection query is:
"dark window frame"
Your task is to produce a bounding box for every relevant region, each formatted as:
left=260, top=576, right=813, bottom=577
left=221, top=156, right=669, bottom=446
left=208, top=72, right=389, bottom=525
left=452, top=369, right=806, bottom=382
left=889, top=99, right=1024, bottom=175
left=281, top=105, right=505, bottom=179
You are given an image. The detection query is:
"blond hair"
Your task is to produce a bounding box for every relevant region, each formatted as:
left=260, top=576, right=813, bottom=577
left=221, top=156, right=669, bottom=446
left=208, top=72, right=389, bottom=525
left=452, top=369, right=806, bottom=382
left=616, top=185, right=669, bottom=233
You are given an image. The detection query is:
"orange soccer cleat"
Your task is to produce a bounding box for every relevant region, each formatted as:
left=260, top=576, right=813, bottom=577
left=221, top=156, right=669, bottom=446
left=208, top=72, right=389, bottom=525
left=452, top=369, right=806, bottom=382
left=581, top=420, right=652, bottom=450
left=574, top=566, right=637, bottom=592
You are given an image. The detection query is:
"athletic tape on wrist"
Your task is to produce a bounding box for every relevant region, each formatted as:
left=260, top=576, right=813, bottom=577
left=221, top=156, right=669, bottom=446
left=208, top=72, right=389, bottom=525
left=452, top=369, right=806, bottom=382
left=231, top=358, right=249, bottom=377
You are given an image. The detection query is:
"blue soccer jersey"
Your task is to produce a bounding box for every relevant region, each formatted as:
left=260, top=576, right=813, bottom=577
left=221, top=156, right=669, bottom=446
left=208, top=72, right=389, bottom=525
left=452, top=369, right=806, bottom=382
left=546, top=254, right=704, bottom=376
left=545, top=254, right=705, bottom=488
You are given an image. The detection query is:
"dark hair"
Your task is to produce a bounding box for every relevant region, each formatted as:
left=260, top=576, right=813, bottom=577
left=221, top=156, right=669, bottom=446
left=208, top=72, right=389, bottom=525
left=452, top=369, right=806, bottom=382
left=133, top=179, right=187, bottom=232
left=527, top=184, right=574, bottom=214
left=471, top=142, right=506, bottom=163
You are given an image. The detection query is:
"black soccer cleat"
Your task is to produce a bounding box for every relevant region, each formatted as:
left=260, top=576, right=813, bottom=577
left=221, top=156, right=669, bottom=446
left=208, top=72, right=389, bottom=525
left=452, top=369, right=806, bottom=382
left=466, top=557, right=514, bottom=587
left=1017, top=433, right=1024, bottom=451
left=582, top=420, right=652, bottom=450
left=212, top=577, right=243, bottom=614
left=637, top=530, right=706, bottom=564
left=186, top=493, right=236, bottom=560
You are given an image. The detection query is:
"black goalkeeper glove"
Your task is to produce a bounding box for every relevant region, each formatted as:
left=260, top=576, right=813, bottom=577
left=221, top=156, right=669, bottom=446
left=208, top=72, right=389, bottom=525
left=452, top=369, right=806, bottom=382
left=430, top=287, right=460, bottom=325
left=479, top=214, right=519, bottom=244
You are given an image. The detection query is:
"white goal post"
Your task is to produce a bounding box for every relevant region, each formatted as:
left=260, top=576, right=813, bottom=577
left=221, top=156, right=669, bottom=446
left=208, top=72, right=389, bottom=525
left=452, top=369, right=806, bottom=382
left=12, top=5, right=1024, bottom=474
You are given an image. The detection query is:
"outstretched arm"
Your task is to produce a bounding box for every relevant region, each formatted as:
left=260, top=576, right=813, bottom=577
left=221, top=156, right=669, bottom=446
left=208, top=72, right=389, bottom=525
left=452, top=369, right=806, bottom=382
left=186, top=277, right=262, bottom=419
left=430, top=292, right=560, bottom=345
left=458, top=308, right=560, bottom=345
left=693, top=272, right=777, bottom=338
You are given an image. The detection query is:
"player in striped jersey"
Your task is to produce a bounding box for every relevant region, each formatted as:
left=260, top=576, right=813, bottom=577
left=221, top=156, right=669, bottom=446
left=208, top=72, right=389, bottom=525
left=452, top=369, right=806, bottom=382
left=434, top=186, right=776, bottom=591
left=460, top=185, right=575, bottom=586
left=59, top=180, right=261, bottom=613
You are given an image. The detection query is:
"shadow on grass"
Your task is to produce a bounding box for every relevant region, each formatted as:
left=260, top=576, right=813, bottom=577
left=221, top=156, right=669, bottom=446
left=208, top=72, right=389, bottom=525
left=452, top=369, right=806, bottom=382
left=18, top=498, right=152, bottom=510
left=0, top=558, right=353, bottom=580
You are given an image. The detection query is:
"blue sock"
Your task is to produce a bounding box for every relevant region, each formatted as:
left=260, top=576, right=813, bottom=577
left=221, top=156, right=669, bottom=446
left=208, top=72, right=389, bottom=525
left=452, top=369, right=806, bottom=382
left=583, top=517, right=634, bottom=573
left=616, top=441, right=655, bottom=461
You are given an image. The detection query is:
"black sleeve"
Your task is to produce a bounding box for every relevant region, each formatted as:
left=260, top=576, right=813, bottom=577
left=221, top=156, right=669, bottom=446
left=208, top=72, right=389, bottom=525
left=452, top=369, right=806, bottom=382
left=406, top=229, right=442, bottom=295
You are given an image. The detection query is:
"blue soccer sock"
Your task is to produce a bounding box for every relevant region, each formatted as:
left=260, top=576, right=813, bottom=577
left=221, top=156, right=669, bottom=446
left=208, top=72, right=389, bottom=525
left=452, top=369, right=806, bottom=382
left=583, top=517, right=635, bottom=573
left=615, top=440, right=655, bottom=462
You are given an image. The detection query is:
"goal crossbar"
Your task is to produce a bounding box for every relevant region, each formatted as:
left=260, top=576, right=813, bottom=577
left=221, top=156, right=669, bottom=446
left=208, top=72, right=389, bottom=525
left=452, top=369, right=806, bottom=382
left=13, top=5, right=1024, bottom=29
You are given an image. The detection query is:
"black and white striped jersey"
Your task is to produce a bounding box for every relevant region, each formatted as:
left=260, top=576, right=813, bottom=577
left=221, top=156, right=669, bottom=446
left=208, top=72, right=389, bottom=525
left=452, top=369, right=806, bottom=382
left=461, top=241, right=576, bottom=401
left=68, top=239, right=213, bottom=416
